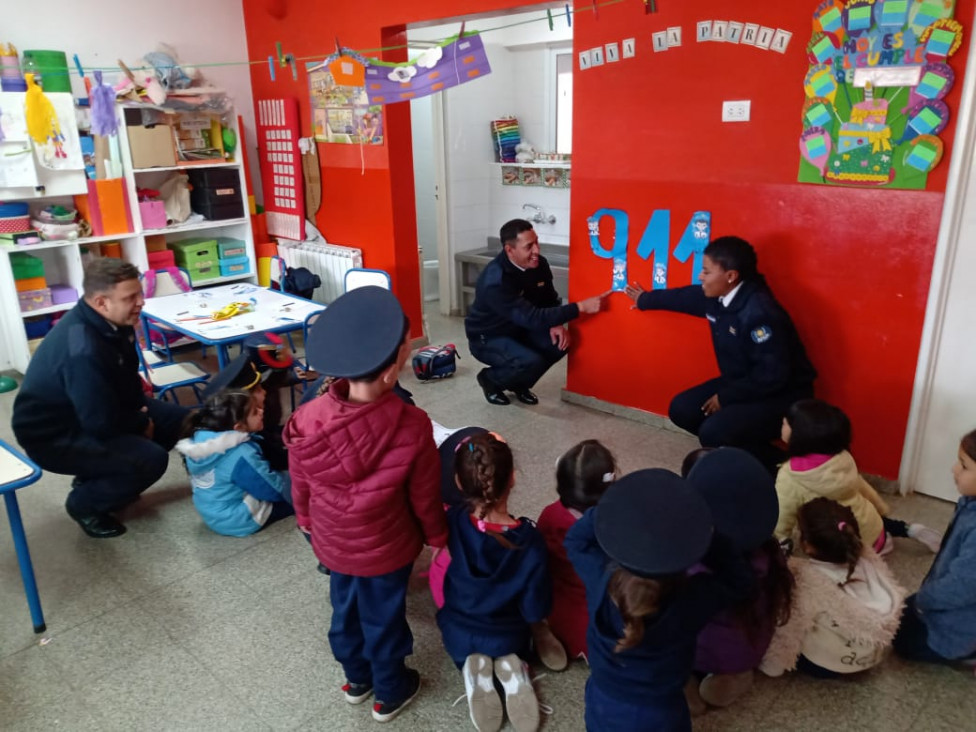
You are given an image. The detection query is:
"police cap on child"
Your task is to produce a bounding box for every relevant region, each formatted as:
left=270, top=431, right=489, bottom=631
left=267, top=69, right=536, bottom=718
left=305, top=285, right=405, bottom=378
left=595, top=468, right=713, bottom=577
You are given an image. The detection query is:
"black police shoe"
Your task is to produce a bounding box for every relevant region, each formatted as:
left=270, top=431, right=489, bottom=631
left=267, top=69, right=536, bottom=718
left=476, top=369, right=510, bottom=406
left=512, top=388, right=539, bottom=405
left=65, top=504, right=127, bottom=538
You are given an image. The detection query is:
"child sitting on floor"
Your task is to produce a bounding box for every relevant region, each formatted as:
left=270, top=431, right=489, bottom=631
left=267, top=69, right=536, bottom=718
left=683, top=448, right=794, bottom=711
left=761, top=498, right=905, bottom=677
left=894, top=427, right=976, bottom=665
left=437, top=432, right=552, bottom=732
left=536, top=439, right=617, bottom=663
left=176, top=391, right=292, bottom=537
left=567, top=468, right=754, bottom=731
left=775, top=399, right=941, bottom=555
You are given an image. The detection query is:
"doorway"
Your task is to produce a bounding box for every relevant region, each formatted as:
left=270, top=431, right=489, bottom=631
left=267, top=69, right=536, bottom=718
left=406, top=6, right=573, bottom=316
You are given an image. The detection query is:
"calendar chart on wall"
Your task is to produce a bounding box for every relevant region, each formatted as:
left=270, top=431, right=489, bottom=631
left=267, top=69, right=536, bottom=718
left=257, top=98, right=306, bottom=241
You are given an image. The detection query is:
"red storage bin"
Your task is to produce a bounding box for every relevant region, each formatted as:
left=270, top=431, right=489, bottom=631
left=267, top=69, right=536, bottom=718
left=148, top=249, right=176, bottom=269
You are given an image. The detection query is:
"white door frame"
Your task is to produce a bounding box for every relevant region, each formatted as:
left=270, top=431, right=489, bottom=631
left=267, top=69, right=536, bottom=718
left=899, top=26, right=976, bottom=496
left=431, top=93, right=452, bottom=315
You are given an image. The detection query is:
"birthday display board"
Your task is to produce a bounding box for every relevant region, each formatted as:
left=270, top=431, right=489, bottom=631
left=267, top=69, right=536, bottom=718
left=363, top=33, right=491, bottom=106
left=798, top=0, right=963, bottom=189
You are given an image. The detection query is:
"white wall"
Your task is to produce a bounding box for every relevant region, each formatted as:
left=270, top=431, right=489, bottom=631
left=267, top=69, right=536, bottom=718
left=3, top=0, right=258, bottom=199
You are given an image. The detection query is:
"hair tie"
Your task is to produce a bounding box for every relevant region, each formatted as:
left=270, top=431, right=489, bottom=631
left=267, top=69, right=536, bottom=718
left=476, top=518, right=487, bottom=533
left=468, top=442, right=474, bottom=453
left=455, top=436, right=474, bottom=453
left=837, top=521, right=847, bottom=531
left=602, top=472, right=614, bottom=483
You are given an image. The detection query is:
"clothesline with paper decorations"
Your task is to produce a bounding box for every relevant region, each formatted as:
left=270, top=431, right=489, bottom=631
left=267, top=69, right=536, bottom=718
left=6, top=0, right=631, bottom=82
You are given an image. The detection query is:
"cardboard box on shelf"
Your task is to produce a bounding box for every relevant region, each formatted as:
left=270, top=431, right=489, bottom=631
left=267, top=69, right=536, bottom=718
left=145, top=234, right=168, bottom=252
left=127, top=123, right=177, bottom=169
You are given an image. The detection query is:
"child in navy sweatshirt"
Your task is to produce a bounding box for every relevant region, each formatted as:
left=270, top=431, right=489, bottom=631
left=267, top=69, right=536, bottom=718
left=437, top=432, right=552, bottom=732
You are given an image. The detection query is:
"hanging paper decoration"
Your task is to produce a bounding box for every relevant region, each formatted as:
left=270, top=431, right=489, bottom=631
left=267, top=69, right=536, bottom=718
left=814, top=0, right=845, bottom=38
left=906, top=62, right=954, bottom=110
left=900, top=99, right=950, bottom=143
left=800, top=126, right=833, bottom=176
left=798, top=0, right=963, bottom=190
left=843, top=0, right=875, bottom=36
left=804, top=65, right=838, bottom=105
left=920, top=18, right=964, bottom=61
left=807, top=32, right=839, bottom=64
left=328, top=54, right=366, bottom=87
left=908, top=0, right=952, bottom=38
left=23, top=73, right=66, bottom=160
left=671, top=211, right=711, bottom=284
left=364, top=33, right=491, bottom=106
left=90, top=70, right=119, bottom=137
left=307, top=59, right=383, bottom=145
left=874, top=0, right=910, bottom=29
left=904, top=134, right=944, bottom=172
left=588, top=209, right=629, bottom=292
left=803, top=97, right=836, bottom=133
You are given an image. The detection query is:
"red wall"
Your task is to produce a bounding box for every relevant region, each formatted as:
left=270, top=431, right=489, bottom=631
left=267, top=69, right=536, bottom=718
left=242, top=0, right=973, bottom=478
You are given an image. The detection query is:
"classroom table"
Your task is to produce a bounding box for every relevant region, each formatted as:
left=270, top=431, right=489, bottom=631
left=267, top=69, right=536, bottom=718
left=140, top=283, right=325, bottom=368
left=0, top=438, right=45, bottom=633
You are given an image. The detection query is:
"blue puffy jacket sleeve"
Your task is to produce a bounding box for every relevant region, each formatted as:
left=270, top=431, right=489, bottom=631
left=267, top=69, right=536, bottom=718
left=230, top=442, right=291, bottom=503
left=636, top=285, right=709, bottom=318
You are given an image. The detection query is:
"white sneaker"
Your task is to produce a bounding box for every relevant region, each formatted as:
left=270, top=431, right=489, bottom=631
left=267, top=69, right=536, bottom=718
left=462, top=654, right=503, bottom=732
left=908, top=523, right=943, bottom=553
left=493, top=654, right=539, bottom=732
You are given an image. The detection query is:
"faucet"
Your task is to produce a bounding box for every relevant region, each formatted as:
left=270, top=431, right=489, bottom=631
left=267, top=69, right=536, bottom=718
left=522, top=203, right=556, bottom=225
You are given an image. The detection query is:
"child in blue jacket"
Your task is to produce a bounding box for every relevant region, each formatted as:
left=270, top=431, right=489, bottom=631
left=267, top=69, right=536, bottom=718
left=437, top=432, right=552, bottom=732
left=894, top=427, right=976, bottom=664
left=176, top=391, right=292, bottom=537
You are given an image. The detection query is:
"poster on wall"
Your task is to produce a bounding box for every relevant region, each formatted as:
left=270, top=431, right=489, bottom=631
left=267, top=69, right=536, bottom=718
left=798, top=0, right=963, bottom=190
left=307, top=61, right=384, bottom=145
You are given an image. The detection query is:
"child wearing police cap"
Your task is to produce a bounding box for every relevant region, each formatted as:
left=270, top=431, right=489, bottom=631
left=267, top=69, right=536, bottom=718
left=283, top=286, right=448, bottom=723
left=683, top=448, right=794, bottom=711
left=565, top=468, right=754, bottom=732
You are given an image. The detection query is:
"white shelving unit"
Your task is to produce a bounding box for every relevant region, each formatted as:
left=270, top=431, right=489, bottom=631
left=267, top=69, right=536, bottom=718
left=0, top=104, right=255, bottom=374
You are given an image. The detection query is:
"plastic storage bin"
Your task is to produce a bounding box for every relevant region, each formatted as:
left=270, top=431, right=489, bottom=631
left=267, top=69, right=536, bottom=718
left=11, top=252, right=44, bottom=280
left=15, top=276, right=46, bottom=293
left=18, top=288, right=53, bottom=312
left=49, top=284, right=78, bottom=305
left=147, top=250, right=176, bottom=269
left=168, top=238, right=218, bottom=268
left=186, top=262, right=219, bottom=285
left=188, top=168, right=243, bottom=221
left=218, top=256, right=250, bottom=277
left=139, top=200, right=167, bottom=230
left=217, top=237, right=246, bottom=259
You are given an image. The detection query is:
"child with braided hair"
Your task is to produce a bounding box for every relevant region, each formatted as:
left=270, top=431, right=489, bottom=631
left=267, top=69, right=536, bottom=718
left=437, top=432, right=551, bottom=732
left=760, top=498, right=906, bottom=678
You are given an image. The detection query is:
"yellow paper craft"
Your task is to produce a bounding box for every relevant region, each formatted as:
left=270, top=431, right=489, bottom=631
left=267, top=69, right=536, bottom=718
left=209, top=301, right=254, bottom=321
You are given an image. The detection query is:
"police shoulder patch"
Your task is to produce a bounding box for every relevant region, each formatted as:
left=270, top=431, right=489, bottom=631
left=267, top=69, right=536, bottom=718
left=751, top=326, right=772, bottom=343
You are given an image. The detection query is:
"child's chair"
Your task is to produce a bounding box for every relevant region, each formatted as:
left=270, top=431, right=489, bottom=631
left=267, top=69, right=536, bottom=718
left=140, top=267, right=207, bottom=361
left=344, top=267, right=391, bottom=292
left=136, top=346, right=210, bottom=404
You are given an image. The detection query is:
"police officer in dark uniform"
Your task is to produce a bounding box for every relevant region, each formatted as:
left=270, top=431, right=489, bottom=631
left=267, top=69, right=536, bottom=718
left=465, top=219, right=608, bottom=406
left=625, top=236, right=816, bottom=469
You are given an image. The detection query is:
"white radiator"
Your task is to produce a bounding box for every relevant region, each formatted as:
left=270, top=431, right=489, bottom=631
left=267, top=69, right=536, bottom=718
left=276, top=241, right=363, bottom=303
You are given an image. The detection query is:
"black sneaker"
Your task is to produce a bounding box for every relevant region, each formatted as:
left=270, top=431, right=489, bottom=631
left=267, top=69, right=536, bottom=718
left=371, top=668, right=421, bottom=722
left=342, top=680, right=374, bottom=705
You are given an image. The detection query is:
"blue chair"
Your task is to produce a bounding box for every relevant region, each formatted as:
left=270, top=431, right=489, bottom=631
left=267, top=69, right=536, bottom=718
left=0, top=439, right=46, bottom=633
left=137, top=347, right=211, bottom=405
left=344, top=267, right=391, bottom=292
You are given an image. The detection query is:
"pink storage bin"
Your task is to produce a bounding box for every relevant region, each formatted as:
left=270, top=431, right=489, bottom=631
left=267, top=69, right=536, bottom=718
left=139, top=200, right=167, bottom=230
left=49, top=284, right=78, bottom=305
left=0, top=214, right=31, bottom=233
left=18, top=287, right=53, bottom=312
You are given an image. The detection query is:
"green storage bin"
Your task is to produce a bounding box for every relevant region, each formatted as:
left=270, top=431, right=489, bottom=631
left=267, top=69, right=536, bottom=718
left=168, top=237, right=218, bottom=268
left=217, top=237, right=246, bottom=259
left=11, top=252, right=45, bottom=280
left=186, top=261, right=220, bottom=285
left=22, top=50, right=71, bottom=93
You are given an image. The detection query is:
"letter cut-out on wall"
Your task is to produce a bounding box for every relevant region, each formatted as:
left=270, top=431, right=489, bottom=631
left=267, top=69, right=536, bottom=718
left=588, top=209, right=629, bottom=292
left=635, top=210, right=671, bottom=289
left=671, top=211, right=712, bottom=283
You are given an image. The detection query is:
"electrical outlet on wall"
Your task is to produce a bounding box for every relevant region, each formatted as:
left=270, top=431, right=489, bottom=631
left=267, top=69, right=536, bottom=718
left=722, top=100, right=751, bottom=122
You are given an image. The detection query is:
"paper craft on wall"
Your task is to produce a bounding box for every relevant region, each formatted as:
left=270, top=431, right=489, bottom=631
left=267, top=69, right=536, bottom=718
left=588, top=209, right=629, bottom=292
left=307, top=59, right=383, bottom=145
left=798, top=0, right=963, bottom=190
left=588, top=209, right=714, bottom=292
left=364, top=33, right=491, bottom=106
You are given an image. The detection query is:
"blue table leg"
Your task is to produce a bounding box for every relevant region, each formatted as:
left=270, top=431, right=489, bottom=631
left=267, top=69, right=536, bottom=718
left=217, top=344, right=229, bottom=368
left=3, top=492, right=46, bottom=633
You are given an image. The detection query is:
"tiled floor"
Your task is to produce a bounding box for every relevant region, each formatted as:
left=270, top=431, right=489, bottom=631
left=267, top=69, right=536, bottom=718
left=0, top=306, right=969, bottom=731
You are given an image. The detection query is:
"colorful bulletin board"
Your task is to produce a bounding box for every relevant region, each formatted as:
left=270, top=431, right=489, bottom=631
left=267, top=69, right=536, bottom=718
left=307, top=61, right=384, bottom=145
left=799, top=0, right=963, bottom=189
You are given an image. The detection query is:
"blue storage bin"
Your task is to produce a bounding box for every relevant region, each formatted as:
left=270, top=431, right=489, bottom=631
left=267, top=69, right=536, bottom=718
left=219, top=256, right=250, bottom=277
left=23, top=315, right=53, bottom=339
